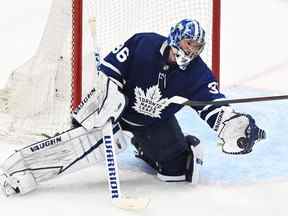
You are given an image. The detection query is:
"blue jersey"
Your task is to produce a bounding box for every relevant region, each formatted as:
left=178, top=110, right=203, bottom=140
left=99, top=33, right=225, bottom=127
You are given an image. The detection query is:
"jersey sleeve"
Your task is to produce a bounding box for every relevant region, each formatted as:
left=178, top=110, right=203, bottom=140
left=181, top=61, right=228, bottom=128
left=98, top=35, right=137, bottom=88
left=192, top=81, right=228, bottom=128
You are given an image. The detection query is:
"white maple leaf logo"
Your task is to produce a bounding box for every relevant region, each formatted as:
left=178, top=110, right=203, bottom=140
left=132, top=85, right=170, bottom=118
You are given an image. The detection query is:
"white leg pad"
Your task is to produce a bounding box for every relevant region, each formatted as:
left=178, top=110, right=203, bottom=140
left=0, top=124, right=127, bottom=195
left=190, top=143, right=204, bottom=185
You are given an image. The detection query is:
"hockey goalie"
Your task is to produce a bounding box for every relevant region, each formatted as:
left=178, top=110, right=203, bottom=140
left=0, top=18, right=266, bottom=197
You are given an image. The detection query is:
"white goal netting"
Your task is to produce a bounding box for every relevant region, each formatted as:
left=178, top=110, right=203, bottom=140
left=0, top=0, right=216, bottom=144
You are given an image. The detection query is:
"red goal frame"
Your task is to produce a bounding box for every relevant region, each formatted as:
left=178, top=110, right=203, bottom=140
left=71, top=0, right=221, bottom=110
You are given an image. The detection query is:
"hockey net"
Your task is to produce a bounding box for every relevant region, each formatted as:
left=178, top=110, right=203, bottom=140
left=0, top=0, right=220, bottom=144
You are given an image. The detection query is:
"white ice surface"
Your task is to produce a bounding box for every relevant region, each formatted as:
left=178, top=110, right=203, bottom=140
left=1, top=0, right=288, bottom=215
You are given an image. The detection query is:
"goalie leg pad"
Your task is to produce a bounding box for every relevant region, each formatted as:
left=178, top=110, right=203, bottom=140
left=0, top=123, right=127, bottom=195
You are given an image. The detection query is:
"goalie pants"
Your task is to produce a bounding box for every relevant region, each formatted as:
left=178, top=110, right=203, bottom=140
left=120, top=116, right=199, bottom=182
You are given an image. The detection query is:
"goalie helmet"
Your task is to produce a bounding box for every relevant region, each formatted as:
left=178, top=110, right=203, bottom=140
left=167, top=19, right=206, bottom=70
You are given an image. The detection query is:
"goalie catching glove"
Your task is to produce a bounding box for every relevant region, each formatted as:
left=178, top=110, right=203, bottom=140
left=213, top=106, right=266, bottom=154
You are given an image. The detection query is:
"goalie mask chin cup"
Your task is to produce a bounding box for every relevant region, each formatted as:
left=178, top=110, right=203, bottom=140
left=174, top=48, right=193, bottom=70
left=174, top=45, right=204, bottom=70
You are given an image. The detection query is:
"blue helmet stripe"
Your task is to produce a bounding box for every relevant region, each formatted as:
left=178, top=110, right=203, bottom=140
left=168, top=18, right=206, bottom=49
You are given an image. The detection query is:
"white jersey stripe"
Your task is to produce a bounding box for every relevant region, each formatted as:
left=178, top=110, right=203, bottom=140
left=102, top=59, right=122, bottom=76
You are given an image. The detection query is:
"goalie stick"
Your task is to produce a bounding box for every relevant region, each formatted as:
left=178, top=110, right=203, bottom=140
left=102, top=119, right=150, bottom=210
left=87, top=19, right=149, bottom=211
left=169, top=94, right=288, bottom=107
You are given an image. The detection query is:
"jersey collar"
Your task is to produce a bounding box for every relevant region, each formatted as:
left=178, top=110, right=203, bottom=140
left=160, top=40, right=169, bottom=56
left=160, top=40, right=179, bottom=72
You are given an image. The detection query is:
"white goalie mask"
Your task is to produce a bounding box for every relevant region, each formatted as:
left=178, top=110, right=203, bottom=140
left=168, top=19, right=205, bottom=70
left=173, top=43, right=204, bottom=70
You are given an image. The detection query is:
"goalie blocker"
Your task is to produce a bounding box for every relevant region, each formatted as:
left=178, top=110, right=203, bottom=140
left=72, top=71, right=127, bottom=130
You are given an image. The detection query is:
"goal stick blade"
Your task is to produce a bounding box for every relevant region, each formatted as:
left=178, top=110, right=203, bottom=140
left=113, top=197, right=150, bottom=211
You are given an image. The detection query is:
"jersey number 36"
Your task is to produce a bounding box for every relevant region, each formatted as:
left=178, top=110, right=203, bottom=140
left=112, top=44, right=129, bottom=62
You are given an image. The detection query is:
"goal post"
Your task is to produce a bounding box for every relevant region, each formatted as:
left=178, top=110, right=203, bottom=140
left=212, top=0, right=221, bottom=83
left=71, top=0, right=83, bottom=111
left=0, top=0, right=221, bottom=144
